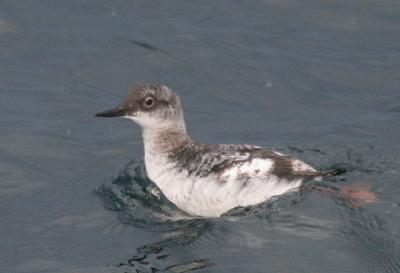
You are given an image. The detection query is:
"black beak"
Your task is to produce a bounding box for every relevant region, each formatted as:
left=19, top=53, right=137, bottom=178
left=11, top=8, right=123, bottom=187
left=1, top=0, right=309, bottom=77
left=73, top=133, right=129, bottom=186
left=95, top=107, right=126, bottom=118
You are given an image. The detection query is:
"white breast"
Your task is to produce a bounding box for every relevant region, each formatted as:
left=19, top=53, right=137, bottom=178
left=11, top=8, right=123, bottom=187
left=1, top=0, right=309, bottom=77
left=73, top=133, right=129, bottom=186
left=145, top=154, right=304, bottom=217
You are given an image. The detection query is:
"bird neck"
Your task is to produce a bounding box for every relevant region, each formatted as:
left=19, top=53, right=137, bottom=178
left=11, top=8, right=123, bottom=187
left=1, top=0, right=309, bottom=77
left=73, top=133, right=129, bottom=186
left=142, top=123, right=191, bottom=155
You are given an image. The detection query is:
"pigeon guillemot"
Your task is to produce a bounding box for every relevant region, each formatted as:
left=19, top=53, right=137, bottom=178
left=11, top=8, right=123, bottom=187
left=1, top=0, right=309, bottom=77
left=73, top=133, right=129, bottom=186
left=96, top=83, right=336, bottom=217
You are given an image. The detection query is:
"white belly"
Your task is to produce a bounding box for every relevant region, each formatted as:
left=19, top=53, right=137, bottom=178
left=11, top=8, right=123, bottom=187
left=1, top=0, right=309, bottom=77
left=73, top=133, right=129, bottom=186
left=145, top=155, right=302, bottom=217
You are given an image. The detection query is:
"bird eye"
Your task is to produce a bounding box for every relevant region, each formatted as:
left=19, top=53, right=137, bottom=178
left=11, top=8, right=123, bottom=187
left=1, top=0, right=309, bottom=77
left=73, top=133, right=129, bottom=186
left=143, top=97, right=154, bottom=108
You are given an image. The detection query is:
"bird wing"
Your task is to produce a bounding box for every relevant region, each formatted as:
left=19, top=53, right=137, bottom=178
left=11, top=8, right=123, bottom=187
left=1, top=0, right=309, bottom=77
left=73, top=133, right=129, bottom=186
left=170, top=143, right=332, bottom=182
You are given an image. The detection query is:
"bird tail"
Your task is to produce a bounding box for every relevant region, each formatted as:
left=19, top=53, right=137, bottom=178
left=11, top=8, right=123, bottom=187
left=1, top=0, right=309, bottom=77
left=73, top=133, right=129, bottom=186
left=296, top=166, right=347, bottom=180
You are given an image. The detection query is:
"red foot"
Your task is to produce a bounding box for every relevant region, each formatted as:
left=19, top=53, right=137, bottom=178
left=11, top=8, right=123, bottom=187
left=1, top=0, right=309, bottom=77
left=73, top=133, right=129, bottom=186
left=339, top=184, right=377, bottom=208
left=308, top=183, right=377, bottom=208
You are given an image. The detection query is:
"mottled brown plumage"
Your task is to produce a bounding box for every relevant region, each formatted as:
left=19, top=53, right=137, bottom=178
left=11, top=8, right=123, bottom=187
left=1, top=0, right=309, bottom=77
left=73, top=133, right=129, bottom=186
left=96, top=83, right=340, bottom=216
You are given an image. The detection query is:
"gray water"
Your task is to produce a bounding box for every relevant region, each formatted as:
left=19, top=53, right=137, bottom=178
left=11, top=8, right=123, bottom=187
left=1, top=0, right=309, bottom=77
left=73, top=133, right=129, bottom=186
left=1, top=1, right=400, bottom=272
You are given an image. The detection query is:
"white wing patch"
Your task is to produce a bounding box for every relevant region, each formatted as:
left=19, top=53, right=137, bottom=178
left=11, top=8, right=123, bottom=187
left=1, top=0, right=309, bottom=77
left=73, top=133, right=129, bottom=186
left=218, top=158, right=274, bottom=182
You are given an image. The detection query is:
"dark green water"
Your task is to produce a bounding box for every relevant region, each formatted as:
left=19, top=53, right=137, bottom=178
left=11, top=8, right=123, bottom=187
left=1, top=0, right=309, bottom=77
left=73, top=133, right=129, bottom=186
left=1, top=1, right=400, bottom=272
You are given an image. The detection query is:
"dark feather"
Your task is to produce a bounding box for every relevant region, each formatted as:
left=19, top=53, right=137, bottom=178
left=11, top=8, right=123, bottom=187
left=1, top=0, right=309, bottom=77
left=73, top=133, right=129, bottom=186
left=170, top=143, right=299, bottom=180
left=169, top=142, right=342, bottom=182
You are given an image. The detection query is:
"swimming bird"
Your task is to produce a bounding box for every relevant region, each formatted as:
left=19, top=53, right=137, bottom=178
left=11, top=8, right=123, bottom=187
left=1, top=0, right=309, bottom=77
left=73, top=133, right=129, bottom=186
left=96, top=83, right=337, bottom=217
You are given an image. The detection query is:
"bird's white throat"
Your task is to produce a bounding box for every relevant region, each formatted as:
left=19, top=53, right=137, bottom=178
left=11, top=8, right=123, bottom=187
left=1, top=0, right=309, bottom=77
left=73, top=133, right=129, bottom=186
left=125, top=114, right=188, bottom=149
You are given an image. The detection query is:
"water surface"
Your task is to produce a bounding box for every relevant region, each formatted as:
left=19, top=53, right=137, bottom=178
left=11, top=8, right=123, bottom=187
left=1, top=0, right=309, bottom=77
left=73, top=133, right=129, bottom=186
left=1, top=0, right=400, bottom=272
